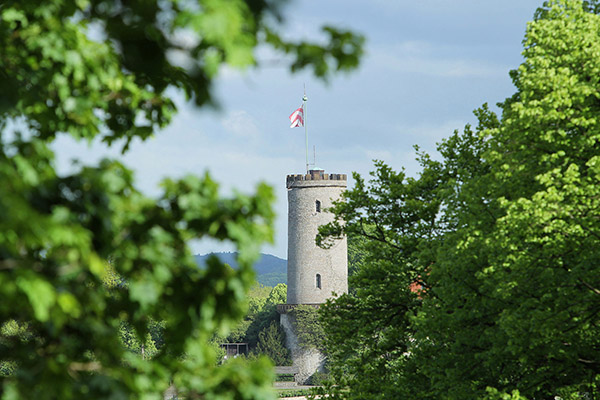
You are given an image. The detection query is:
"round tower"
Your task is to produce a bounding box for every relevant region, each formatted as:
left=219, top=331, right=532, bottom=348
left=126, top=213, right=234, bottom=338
left=286, top=169, right=348, bottom=305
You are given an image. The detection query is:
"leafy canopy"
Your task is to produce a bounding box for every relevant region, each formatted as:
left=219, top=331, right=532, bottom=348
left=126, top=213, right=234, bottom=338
left=319, top=1, right=600, bottom=399
left=0, top=1, right=363, bottom=399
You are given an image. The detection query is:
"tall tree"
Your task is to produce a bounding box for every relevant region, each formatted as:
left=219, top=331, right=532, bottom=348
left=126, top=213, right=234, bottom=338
left=244, top=283, right=288, bottom=348
left=419, top=2, right=600, bottom=397
left=318, top=112, right=494, bottom=399
left=320, top=1, right=600, bottom=398
left=0, top=1, right=363, bottom=399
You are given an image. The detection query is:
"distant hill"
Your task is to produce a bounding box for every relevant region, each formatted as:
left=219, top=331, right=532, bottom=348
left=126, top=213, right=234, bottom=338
left=194, top=252, right=287, bottom=287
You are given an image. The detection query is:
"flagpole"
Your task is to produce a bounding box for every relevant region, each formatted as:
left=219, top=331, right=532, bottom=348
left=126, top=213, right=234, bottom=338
left=303, top=90, right=308, bottom=174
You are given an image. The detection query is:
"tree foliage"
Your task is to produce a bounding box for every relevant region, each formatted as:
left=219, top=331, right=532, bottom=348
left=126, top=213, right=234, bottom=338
left=243, top=283, right=287, bottom=349
left=119, top=319, right=163, bottom=360
left=0, top=1, right=363, bottom=399
left=319, top=1, right=600, bottom=399
left=318, top=150, right=453, bottom=399
left=221, top=283, right=289, bottom=364
left=223, top=282, right=271, bottom=343
left=253, top=321, right=291, bottom=366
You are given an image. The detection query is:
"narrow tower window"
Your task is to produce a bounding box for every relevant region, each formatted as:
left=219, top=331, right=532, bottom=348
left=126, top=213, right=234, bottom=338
left=316, top=274, right=322, bottom=289
left=315, top=200, right=321, bottom=213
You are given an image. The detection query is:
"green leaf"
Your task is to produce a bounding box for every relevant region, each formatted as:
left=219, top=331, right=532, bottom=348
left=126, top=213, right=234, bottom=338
left=16, top=274, right=56, bottom=322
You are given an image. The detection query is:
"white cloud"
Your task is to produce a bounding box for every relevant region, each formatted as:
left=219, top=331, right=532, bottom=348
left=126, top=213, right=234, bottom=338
left=398, top=119, right=467, bottom=141
left=221, top=110, right=261, bottom=140
left=368, top=41, right=510, bottom=78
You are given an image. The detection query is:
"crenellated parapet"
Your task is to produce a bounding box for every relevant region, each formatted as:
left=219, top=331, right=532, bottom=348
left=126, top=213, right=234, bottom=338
left=286, top=170, right=347, bottom=189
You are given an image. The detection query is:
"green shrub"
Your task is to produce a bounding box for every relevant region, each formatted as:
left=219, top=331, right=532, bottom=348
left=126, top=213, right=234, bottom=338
left=253, top=321, right=292, bottom=366
left=309, top=370, right=329, bottom=386
left=275, top=373, right=295, bottom=382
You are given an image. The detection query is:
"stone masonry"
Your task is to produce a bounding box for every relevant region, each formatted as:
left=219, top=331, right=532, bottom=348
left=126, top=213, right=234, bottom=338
left=286, top=170, right=348, bottom=304
left=280, top=313, right=325, bottom=384
left=278, top=170, right=348, bottom=384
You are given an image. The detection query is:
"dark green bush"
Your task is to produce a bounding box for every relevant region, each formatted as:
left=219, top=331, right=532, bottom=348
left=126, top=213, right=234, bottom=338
left=309, top=370, right=329, bottom=386
left=253, top=321, right=292, bottom=366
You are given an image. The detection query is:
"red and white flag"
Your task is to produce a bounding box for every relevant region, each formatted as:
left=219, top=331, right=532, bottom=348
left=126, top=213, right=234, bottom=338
left=289, top=105, right=304, bottom=128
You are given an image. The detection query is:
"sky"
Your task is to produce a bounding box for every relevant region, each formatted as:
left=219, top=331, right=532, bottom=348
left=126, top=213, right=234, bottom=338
left=52, top=0, right=544, bottom=259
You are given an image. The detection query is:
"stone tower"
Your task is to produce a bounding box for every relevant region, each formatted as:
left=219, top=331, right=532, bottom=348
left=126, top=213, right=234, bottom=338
left=285, top=169, right=348, bottom=305
left=278, top=169, right=348, bottom=384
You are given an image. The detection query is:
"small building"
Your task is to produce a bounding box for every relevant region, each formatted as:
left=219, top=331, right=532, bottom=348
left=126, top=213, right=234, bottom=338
left=220, top=343, right=248, bottom=359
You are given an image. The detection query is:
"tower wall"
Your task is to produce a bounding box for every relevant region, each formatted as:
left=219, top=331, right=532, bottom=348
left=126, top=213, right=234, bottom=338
left=286, top=171, right=348, bottom=305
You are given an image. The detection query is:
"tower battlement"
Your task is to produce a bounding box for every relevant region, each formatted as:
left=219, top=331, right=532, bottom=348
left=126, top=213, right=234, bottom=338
left=286, top=170, right=347, bottom=189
